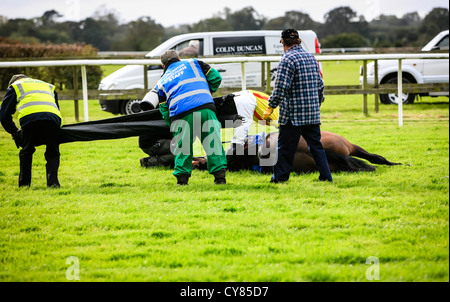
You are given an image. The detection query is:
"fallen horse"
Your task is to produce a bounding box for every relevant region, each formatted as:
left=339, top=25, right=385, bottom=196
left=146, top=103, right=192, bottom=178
left=192, top=131, right=401, bottom=173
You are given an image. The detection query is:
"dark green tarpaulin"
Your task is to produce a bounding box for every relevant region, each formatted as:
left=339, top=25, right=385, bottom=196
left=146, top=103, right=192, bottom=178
left=58, top=95, right=239, bottom=144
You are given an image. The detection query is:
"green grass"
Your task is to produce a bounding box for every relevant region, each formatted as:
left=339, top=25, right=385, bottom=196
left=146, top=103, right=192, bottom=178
left=0, top=61, right=448, bottom=282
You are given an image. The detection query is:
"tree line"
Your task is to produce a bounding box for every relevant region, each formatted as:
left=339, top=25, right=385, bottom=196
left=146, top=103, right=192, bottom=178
left=0, top=6, right=448, bottom=52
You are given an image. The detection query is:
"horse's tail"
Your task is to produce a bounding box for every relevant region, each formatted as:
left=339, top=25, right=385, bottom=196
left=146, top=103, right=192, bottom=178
left=326, top=150, right=377, bottom=172
left=350, top=144, right=402, bottom=166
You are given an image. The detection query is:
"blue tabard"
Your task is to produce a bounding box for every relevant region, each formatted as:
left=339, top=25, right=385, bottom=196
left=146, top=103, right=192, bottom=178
left=157, top=59, right=214, bottom=118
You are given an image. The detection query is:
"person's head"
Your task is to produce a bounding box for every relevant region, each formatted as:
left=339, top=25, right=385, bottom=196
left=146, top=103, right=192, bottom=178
left=280, top=29, right=302, bottom=50
left=8, top=74, right=28, bottom=87
left=188, top=40, right=199, bottom=48
left=160, top=50, right=180, bottom=67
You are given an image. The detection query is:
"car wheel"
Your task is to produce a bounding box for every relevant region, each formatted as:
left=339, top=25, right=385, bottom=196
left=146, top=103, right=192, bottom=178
left=380, top=76, right=416, bottom=105
left=270, top=68, right=278, bottom=82
left=121, top=99, right=143, bottom=115
left=264, top=68, right=278, bottom=87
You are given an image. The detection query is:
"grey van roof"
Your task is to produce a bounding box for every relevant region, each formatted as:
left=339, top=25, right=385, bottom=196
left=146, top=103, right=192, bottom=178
left=145, top=30, right=317, bottom=58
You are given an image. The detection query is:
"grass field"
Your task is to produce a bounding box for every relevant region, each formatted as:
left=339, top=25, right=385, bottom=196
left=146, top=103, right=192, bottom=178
left=0, top=61, right=448, bottom=282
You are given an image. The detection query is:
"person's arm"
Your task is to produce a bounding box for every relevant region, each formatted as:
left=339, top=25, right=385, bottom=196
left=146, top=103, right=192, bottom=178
left=0, top=88, right=19, bottom=135
left=267, top=59, right=294, bottom=109
left=158, top=102, right=171, bottom=126
left=154, top=82, right=170, bottom=126
left=204, top=68, right=222, bottom=93
left=140, top=87, right=160, bottom=111
left=198, top=61, right=222, bottom=93
left=263, top=59, right=294, bottom=120
left=317, top=69, right=325, bottom=105
left=157, top=88, right=167, bottom=104
left=54, top=90, right=60, bottom=109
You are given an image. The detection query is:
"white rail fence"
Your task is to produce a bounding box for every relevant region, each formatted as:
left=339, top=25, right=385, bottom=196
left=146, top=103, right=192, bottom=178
left=1, top=53, right=448, bottom=126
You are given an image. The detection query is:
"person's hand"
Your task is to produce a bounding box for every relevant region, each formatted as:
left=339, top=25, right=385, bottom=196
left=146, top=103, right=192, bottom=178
left=12, top=130, right=24, bottom=149
left=263, top=106, right=274, bottom=121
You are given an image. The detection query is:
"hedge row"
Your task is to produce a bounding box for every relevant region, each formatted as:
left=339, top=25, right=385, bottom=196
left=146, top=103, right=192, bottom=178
left=0, top=38, right=103, bottom=91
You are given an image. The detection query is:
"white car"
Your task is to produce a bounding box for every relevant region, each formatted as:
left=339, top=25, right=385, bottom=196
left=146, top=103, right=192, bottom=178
left=98, top=30, right=322, bottom=114
left=360, top=30, right=449, bottom=104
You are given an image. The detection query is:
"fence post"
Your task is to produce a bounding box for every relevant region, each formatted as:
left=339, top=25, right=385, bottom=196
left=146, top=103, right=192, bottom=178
left=241, top=62, right=246, bottom=91
left=261, top=62, right=265, bottom=90
left=398, top=59, right=403, bottom=127
left=73, top=66, right=79, bottom=122
left=362, top=60, right=368, bottom=115
left=374, top=59, right=379, bottom=113
left=143, top=65, right=148, bottom=91
left=266, top=61, right=271, bottom=93
left=81, top=65, right=89, bottom=122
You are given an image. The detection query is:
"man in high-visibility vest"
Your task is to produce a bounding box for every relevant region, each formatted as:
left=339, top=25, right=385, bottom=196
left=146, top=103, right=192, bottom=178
left=154, top=50, right=227, bottom=186
left=0, top=74, right=63, bottom=188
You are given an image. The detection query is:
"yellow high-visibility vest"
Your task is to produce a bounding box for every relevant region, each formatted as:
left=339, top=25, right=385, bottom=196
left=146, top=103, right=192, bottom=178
left=249, top=90, right=279, bottom=122
left=12, top=78, right=63, bottom=126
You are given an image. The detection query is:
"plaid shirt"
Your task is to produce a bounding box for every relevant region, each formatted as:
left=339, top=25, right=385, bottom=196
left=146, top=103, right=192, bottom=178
left=268, top=44, right=324, bottom=126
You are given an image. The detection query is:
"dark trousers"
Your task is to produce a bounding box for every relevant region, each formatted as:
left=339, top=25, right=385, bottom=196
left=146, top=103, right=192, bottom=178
left=271, top=122, right=332, bottom=182
left=19, top=121, right=61, bottom=187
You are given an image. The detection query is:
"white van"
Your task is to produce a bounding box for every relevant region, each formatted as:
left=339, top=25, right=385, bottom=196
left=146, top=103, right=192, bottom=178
left=98, top=30, right=322, bottom=114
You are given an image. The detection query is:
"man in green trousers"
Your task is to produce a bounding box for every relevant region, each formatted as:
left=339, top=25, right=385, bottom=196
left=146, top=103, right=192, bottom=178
left=155, top=50, right=227, bottom=185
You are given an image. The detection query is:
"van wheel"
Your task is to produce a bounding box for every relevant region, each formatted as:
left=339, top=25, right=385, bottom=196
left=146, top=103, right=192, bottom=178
left=380, top=76, right=416, bottom=105
left=270, top=68, right=278, bottom=82
left=264, top=68, right=278, bottom=86
left=121, top=99, right=143, bottom=115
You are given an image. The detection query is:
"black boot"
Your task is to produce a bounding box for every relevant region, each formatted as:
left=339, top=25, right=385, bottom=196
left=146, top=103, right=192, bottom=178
left=176, top=174, right=190, bottom=186
left=19, top=153, right=32, bottom=187
left=213, top=168, right=227, bottom=185
left=46, top=156, right=60, bottom=188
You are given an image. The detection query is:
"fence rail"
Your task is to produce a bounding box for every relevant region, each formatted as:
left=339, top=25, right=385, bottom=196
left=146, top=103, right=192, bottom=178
left=1, top=53, right=448, bottom=126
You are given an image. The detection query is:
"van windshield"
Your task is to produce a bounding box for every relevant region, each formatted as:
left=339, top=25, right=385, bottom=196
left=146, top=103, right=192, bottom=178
left=145, top=38, right=204, bottom=58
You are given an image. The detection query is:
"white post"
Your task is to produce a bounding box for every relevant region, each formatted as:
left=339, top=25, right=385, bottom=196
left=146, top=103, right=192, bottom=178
left=81, top=65, right=89, bottom=122
left=241, top=62, right=246, bottom=91
left=397, top=59, right=403, bottom=127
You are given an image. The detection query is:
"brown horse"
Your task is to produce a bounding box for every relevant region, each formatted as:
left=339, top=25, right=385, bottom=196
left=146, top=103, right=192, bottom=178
left=193, top=131, right=401, bottom=173
left=265, top=131, right=401, bottom=173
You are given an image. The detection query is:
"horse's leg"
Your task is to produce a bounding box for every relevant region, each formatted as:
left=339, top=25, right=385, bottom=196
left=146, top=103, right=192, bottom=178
left=325, top=150, right=376, bottom=172
left=350, top=144, right=402, bottom=166
left=290, top=149, right=378, bottom=173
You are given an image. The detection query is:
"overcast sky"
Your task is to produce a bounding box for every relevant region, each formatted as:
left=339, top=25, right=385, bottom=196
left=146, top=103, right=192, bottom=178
left=1, top=0, right=448, bottom=27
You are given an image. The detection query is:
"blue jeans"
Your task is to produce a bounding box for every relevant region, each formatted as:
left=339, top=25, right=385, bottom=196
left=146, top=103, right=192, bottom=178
left=271, top=122, right=332, bottom=182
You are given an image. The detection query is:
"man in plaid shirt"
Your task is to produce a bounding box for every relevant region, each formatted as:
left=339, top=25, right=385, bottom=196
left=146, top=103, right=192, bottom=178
left=263, top=29, right=332, bottom=183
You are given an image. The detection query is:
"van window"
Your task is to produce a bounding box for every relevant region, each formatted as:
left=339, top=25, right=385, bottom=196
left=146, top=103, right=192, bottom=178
left=437, top=35, right=449, bottom=50
left=175, top=39, right=204, bottom=57
left=213, top=36, right=266, bottom=55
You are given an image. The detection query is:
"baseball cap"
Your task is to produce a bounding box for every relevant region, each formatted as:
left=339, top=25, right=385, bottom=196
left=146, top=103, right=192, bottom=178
left=8, top=74, right=28, bottom=87
left=160, top=50, right=179, bottom=66
left=280, top=29, right=299, bottom=42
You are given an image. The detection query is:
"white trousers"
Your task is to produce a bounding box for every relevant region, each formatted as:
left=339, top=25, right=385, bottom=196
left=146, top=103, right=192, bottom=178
left=231, top=90, right=257, bottom=146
